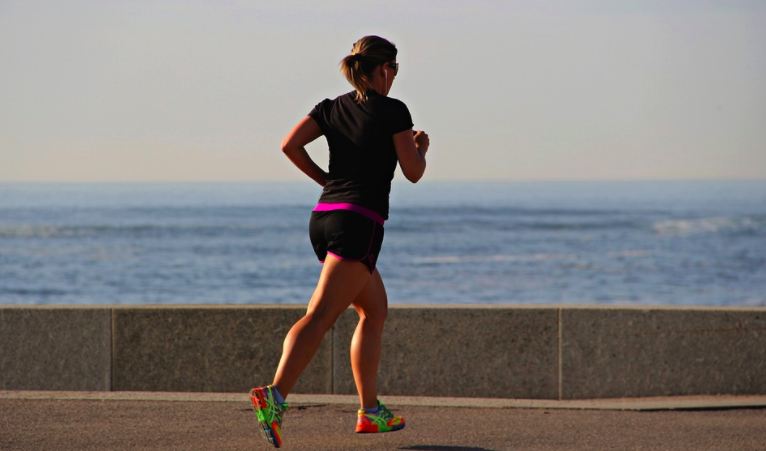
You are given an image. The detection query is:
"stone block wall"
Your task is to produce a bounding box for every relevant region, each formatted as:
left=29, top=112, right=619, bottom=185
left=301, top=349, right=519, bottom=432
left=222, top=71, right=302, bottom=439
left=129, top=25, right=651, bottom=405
left=1, top=305, right=764, bottom=399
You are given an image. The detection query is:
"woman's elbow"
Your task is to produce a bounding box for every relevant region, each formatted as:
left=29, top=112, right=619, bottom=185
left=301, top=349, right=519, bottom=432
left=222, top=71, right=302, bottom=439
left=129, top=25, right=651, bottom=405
left=281, top=138, right=299, bottom=157
left=403, top=166, right=426, bottom=183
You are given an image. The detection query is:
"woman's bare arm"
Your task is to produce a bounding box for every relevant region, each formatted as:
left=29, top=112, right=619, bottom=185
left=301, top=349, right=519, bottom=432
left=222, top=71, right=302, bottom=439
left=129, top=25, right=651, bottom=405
left=393, top=129, right=429, bottom=183
left=281, top=116, right=327, bottom=186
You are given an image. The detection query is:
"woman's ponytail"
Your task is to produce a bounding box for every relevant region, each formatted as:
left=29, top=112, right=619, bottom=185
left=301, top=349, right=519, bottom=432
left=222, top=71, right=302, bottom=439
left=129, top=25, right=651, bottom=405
left=339, top=36, right=397, bottom=103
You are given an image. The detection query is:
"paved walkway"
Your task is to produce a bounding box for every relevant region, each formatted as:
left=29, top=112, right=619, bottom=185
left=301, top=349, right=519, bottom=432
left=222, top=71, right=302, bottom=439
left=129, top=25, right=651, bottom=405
left=3, top=391, right=766, bottom=450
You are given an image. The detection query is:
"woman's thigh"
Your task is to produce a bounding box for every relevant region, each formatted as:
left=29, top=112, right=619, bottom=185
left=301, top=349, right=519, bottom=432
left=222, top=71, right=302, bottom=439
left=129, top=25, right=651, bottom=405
left=305, top=254, right=372, bottom=324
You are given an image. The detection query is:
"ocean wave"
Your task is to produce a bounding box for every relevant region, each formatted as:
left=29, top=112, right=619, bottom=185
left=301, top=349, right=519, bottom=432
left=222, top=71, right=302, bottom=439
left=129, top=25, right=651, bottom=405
left=652, top=216, right=766, bottom=236
left=0, top=223, right=286, bottom=239
left=606, top=250, right=654, bottom=258
left=394, top=217, right=646, bottom=233
left=0, top=225, right=102, bottom=238
left=0, top=287, right=69, bottom=297
left=414, top=250, right=654, bottom=265
left=414, top=253, right=580, bottom=264
left=514, top=220, right=641, bottom=232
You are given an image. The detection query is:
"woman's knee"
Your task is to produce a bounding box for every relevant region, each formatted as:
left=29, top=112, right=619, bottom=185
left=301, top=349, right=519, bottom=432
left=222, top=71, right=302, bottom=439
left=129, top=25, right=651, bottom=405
left=355, top=303, right=388, bottom=328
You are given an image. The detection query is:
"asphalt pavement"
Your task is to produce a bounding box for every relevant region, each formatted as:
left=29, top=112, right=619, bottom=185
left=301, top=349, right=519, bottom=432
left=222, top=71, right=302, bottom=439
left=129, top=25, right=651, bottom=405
left=3, top=391, right=766, bottom=451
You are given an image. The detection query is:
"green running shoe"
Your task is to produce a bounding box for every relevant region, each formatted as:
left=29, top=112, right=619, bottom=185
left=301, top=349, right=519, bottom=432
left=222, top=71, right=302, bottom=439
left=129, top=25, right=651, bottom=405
left=355, top=400, right=405, bottom=433
left=250, top=386, right=288, bottom=448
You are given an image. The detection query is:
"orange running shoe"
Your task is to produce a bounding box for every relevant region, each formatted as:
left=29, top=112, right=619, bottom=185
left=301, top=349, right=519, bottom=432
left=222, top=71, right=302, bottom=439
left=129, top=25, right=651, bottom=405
left=250, top=386, right=288, bottom=448
left=355, top=400, right=405, bottom=433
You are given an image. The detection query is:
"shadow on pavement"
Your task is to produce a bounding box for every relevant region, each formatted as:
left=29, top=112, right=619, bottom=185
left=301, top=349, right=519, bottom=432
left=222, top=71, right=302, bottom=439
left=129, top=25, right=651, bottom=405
left=400, top=446, right=510, bottom=451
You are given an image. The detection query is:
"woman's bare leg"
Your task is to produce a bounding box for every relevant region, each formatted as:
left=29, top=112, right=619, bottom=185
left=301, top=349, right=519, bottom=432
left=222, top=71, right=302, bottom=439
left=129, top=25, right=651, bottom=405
left=271, top=255, right=370, bottom=399
left=350, top=269, right=388, bottom=409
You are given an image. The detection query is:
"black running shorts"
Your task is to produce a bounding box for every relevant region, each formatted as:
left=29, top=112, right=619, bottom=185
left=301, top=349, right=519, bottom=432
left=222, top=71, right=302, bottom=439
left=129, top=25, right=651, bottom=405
left=309, top=209, right=384, bottom=273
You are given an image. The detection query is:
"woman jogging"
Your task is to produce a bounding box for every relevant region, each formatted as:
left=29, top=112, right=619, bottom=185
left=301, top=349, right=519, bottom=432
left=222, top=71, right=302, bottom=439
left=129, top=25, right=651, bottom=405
left=249, top=35, right=430, bottom=448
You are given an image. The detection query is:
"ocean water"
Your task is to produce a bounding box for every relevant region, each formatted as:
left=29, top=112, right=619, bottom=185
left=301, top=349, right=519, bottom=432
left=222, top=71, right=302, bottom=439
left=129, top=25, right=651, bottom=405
left=1, top=181, right=765, bottom=306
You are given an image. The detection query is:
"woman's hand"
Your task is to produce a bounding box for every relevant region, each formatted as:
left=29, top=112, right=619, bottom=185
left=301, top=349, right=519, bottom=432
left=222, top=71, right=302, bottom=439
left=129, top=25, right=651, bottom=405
left=414, top=130, right=429, bottom=154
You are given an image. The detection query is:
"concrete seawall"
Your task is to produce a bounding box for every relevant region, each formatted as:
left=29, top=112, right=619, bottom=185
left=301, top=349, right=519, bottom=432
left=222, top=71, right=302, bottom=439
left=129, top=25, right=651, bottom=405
left=1, top=305, right=764, bottom=399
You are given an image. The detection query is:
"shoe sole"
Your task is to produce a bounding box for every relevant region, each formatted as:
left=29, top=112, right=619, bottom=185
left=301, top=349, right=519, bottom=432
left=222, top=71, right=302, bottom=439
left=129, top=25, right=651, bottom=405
left=250, top=388, right=283, bottom=448
left=356, top=423, right=406, bottom=433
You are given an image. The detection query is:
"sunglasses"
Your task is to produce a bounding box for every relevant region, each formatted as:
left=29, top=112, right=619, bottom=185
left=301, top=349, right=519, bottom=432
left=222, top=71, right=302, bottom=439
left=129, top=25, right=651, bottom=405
left=387, top=62, right=399, bottom=76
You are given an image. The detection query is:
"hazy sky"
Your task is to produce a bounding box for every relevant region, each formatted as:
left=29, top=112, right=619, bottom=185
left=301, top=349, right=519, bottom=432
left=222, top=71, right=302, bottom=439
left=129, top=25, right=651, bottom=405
left=1, top=0, right=764, bottom=182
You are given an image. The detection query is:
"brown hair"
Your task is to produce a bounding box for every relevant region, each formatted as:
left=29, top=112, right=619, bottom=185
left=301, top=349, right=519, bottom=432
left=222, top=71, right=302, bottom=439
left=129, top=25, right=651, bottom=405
left=340, top=35, right=398, bottom=103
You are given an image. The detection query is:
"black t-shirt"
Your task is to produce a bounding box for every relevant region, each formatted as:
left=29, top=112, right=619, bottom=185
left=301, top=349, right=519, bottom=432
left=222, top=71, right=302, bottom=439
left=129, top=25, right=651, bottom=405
left=308, top=90, right=413, bottom=219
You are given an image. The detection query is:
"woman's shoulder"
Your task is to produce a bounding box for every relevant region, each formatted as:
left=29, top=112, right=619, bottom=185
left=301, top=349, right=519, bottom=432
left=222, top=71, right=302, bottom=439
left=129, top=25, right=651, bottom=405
left=368, top=92, right=409, bottom=113
left=326, top=91, right=357, bottom=104
left=311, top=92, right=355, bottom=115
left=313, top=91, right=355, bottom=105
left=384, top=95, right=409, bottom=111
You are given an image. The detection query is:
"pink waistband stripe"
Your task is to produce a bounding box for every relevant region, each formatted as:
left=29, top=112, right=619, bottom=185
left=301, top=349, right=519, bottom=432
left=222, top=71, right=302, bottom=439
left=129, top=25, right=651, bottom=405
left=313, top=203, right=385, bottom=225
